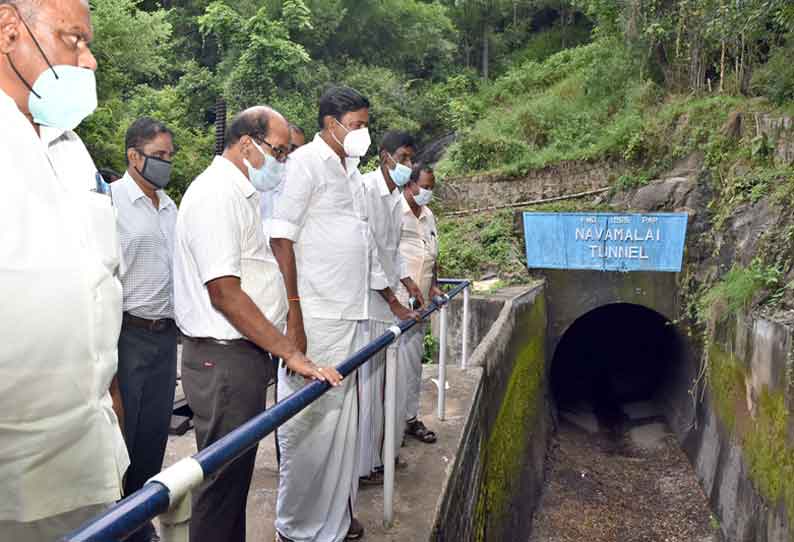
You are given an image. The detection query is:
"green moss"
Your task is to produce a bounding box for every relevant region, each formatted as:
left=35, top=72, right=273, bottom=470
left=706, top=343, right=794, bottom=528
left=706, top=344, right=745, bottom=433
left=743, top=388, right=794, bottom=526
left=474, top=296, right=546, bottom=541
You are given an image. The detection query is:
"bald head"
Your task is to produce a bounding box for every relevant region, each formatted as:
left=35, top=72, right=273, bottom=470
left=225, top=106, right=289, bottom=151
left=222, top=105, right=290, bottom=182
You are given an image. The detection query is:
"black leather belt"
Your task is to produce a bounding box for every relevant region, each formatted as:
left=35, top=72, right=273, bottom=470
left=122, top=312, right=174, bottom=332
left=182, top=335, right=254, bottom=347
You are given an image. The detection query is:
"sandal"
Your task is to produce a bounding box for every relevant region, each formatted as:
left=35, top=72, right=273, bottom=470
left=359, top=471, right=383, bottom=487
left=346, top=517, right=365, bottom=540
left=405, top=418, right=437, bottom=444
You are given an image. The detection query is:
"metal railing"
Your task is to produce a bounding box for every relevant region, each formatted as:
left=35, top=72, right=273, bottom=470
left=62, top=279, right=472, bottom=542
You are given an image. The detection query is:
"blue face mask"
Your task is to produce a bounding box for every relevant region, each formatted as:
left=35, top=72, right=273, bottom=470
left=7, top=14, right=97, bottom=130
left=386, top=153, right=411, bottom=187
left=245, top=139, right=285, bottom=192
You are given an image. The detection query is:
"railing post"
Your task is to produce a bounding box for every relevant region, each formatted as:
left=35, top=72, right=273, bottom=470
left=437, top=301, right=448, bottom=421
left=461, top=284, right=470, bottom=370
left=383, top=342, right=398, bottom=529
left=158, top=490, right=192, bottom=542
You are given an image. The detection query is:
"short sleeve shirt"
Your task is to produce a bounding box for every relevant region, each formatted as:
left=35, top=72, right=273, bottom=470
left=174, top=156, right=288, bottom=339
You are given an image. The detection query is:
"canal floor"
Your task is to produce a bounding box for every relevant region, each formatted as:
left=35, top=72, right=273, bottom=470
left=528, top=402, right=722, bottom=542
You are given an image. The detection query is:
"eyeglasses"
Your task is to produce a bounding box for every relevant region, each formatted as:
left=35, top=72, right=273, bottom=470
left=258, top=139, right=289, bottom=164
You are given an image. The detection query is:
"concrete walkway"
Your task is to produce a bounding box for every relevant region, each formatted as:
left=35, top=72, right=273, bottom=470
left=162, top=364, right=481, bottom=541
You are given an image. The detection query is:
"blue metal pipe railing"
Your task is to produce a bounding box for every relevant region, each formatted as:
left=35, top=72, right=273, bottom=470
left=62, top=279, right=470, bottom=542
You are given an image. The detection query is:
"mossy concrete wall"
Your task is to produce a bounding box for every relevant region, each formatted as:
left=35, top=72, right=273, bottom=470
left=431, top=283, right=549, bottom=542
left=683, top=313, right=794, bottom=542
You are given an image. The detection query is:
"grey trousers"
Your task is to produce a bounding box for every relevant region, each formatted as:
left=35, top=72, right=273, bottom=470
left=117, top=320, right=178, bottom=542
left=0, top=504, right=108, bottom=542
left=181, top=337, right=274, bottom=542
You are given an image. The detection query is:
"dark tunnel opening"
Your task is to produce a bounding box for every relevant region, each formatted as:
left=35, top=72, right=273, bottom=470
left=550, top=303, right=685, bottom=429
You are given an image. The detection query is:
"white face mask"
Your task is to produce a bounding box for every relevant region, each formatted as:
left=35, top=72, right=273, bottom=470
left=333, top=118, right=371, bottom=158
left=414, top=187, right=433, bottom=206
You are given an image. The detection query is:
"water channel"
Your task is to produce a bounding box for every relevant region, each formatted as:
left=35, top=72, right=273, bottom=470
left=529, top=303, right=721, bottom=542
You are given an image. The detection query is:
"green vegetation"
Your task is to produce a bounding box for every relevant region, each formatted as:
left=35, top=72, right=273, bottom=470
left=698, top=258, right=784, bottom=324
left=438, top=210, right=526, bottom=282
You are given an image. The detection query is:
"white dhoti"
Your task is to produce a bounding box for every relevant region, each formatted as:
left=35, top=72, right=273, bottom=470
left=356, top=320, right=385, bottom=477
left=275, top=316, right=367, bottom=542
left=398, top=322, right=427, bottom=421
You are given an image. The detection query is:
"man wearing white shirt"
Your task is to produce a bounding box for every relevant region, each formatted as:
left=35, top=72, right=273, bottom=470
left=358, top=131, right=425, bottom=486
left=113, top=117, right=178, bottom=542
left=398, top=165, right=443, bottom=445
left=270, top=87, right=417, bottom=542
left=0, top=1, right=129, bottom=540
left=174, top=106, right=337, bottom=542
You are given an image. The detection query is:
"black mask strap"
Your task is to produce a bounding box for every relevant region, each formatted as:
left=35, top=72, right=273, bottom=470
left=6, top=9, right=59, bottom=100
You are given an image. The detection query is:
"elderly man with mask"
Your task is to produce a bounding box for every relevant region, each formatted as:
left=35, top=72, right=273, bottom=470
left=270, top=87, right=416, bottom=542
left=398, top=164, right=443, bottom=445
left=358, top=131, right=424, bottom=486
left=112, top=116, right=178, bottom=542
left=174, top=106, right=339, bottom=542
left=0, top=0, right=130, bottom=540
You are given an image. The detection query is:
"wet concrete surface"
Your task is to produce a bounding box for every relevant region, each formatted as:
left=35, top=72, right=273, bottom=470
left=530, top=402, right=721, bottom=542
left=161, top=364, right=481, bottom=542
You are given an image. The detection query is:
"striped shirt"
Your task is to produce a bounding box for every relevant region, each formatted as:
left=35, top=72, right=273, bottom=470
left=113, top=173, right=177, bottom=320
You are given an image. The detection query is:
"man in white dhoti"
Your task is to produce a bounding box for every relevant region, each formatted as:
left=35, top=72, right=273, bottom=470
left=358, top=132, right=425, bottom=486
left=398, top=165, right=443, bottom=445
left=270, top=87, right=415, bottom=542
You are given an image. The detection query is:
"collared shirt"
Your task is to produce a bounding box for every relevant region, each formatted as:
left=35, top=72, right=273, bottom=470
left=112, top=173, right=177, bottom=320
left=0, top=89, right=129, bottom=522
left=271, top=134, right=383, bottom=320
left=362, top=168, right=409, bottom=322
left=174, top=155, right=288, bottom=340
left=259, top=178, right=285, bottom=264
left=398, top=198, right=439, bottom=301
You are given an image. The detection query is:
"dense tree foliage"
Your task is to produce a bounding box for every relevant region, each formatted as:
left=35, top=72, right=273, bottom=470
left=80, top=0, right=794, bottom=200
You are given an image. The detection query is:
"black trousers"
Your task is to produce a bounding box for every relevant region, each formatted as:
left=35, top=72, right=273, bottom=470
left=117, top=320, right=178, bottom=542
left=181, top=337, right=275, bottom=542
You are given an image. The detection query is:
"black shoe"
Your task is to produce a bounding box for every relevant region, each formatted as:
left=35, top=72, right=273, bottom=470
left=346, top=517, right=365, bottom=540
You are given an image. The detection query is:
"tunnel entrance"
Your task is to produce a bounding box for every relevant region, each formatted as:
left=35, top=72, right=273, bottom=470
left=550, top=303, right=683, bottom=428
left=528, top=303, right=720, bottom=541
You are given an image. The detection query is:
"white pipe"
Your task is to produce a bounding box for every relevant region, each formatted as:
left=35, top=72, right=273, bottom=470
left=438, top=304, right=448, bottom=421
left=383, top=343, right=398, bottom=528
left=147, top=457, right=204, bottom=542
left=461, top=285, right=470, bottom=370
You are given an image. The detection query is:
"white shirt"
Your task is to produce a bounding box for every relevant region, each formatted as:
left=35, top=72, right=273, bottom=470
left=398, top=198, right=439, bottom=300
left=0, top=90, right=129, bottom=522
left=259, top=178, right=285, bottom=264
left=271, top=134, right=384, bottom=320
left=174, top=156, right=288, bottom=340
left=113, top=173, right=177, bottom=319
left=362, top=169, right=409, bottom=322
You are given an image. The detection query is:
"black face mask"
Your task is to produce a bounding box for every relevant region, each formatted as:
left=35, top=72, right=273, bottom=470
left=135, top=152, right=172, bottom=189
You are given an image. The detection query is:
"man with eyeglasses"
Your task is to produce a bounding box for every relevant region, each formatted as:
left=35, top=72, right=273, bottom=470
left=173, top=106, right=338, bottom=542
left=111, top=117, right=178, bottom=542
left=0, top=0, right=130, bottom=539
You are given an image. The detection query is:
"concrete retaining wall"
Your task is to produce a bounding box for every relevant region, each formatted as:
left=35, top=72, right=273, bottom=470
left=681, top=313, right=794, bottom=542
left=431, top=283, right=550, bottom=541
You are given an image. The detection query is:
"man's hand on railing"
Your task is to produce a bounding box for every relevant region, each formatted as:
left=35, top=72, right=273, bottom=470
left=389, top=298, right=421, bottom=322
left=402, top=277, right=425, bottom=309
left=284, top=351, right=343, bottom=386
left=429, top=285, right=444, bottom=301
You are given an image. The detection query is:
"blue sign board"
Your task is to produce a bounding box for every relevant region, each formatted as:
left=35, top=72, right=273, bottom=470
left=523, top=212, right=688, bottom=272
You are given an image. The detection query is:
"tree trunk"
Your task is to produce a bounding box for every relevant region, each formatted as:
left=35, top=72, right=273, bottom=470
left=719, top=40, right=726, bottom=93
left=482, top=23, right=490, bottom=80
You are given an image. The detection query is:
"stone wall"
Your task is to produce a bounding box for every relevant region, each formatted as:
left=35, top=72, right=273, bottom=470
left=431, top=283, right=549, bottom=542
left=436, top=161, right=624, bottom=212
